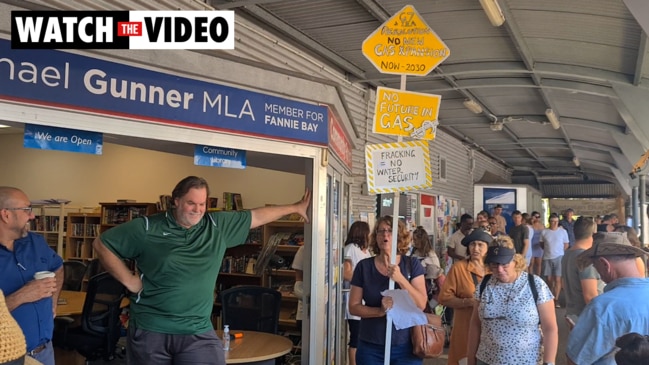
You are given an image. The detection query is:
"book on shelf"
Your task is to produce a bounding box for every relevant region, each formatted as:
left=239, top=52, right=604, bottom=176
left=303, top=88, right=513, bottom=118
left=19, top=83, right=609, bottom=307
left=222, top=192, right=236, bottom=211
left=221, top=255, right=257, bottom=274
left=31, top=199, right=71, bottom=205
left=209, top=197, right=219, bottom=209
left=158, top=195, right=172, bottom=211
left=233, top=194, right=243, bottom=211
left=116, top=199, right=136, bottom=203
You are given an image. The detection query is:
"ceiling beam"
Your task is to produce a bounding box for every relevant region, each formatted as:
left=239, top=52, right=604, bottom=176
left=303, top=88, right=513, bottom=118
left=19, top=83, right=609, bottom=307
left=354, top=0, right=390, bottom=22
left=609, top=166, right=632, bottom=196
left=439, top=62, right=631, bottom=86
left=540, top=79, right=616, bottom=98
left=611, top=83, right=649, bottom=148
left=633, top=32, right=648, bottom=86
left=609, top=150, right=635, bottom=179
left=211, top=0, right=286, bottom=9
left=560, top=117, right=626, bottom=134
left=612, top=132, right=647, bottom=176
left=232, top=4, right=366, bottom=79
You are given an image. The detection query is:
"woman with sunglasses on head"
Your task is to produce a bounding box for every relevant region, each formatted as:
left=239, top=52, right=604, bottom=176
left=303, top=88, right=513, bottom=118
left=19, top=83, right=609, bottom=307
left=466, top=236, right=558, bottom=365
left=349, top=216, right=427, bottom=365
left=410, top=226, right=445, bottom=308
left=529, top=211, right=544, bottom=276
left=438, top=229, right=490, bottom=365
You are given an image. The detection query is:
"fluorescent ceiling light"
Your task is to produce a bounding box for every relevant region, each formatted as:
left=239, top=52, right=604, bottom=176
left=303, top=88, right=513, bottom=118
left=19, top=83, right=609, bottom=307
left=545, top=108, right=561, bottom=129
left=0, top=124, right=9, bottom=128
left=573, top=157, right=580, bottom=167
left=479, top=0, right=505, bottom=27
left=463, top=99, right=483, bottom=114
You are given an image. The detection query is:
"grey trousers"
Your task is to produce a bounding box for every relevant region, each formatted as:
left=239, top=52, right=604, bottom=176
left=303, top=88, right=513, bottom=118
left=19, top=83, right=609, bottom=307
left=128, top=326, right=225, bottom=365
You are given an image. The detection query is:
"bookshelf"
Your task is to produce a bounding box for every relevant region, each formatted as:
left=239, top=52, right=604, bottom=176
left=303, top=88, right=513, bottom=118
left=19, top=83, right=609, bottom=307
left=215, top=219, right=304, bottom=331
left=65, top=213, right=101, bottom=261
left=99, top=202, right=158, bottom=234
left=31, top=203, right=67, bottom=256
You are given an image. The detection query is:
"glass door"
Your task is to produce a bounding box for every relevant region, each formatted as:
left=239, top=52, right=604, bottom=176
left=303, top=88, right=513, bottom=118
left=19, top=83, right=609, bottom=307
left=323, top=162, right=350, bottom=365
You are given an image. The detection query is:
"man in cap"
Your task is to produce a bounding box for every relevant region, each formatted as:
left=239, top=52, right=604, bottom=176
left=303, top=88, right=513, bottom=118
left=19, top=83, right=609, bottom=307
left=567, top=232, right=649, bottom=365
left=559, top=208, right=576, bottom=248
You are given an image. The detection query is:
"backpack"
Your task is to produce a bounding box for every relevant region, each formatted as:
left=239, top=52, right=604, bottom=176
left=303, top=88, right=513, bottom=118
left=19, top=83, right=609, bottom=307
left=478, top=273, right=538, bottom=302
left=478, top=272, right=540, bottom=322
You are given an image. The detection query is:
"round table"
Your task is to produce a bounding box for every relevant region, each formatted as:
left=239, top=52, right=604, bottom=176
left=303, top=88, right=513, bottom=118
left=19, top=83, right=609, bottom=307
left=217, top=330, right=293, bottom=364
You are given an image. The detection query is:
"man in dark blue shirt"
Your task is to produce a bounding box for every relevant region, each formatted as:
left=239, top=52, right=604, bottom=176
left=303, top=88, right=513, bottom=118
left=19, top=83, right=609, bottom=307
left=0, top=187, right=63, bottom=365
left=560, top=208, right=576, bottom=247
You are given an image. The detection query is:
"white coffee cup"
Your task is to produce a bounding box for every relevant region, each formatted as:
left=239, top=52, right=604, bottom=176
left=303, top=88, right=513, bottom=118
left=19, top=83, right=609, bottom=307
left=33, top=271, right=55, bottom=280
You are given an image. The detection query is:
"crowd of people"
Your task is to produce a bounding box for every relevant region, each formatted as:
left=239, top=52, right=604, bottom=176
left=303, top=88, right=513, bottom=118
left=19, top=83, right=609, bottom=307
left=344, top=205, right=649, bottom=365
left=3, top=180, right=648, bottom=365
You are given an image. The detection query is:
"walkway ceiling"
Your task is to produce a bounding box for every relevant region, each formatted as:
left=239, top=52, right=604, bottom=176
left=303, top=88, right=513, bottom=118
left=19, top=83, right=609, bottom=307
left=5, top=0, right=649, bottom=199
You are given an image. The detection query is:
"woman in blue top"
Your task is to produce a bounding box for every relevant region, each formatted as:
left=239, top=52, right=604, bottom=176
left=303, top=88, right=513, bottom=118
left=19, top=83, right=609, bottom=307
left=349, top=216, right=427, bottom=365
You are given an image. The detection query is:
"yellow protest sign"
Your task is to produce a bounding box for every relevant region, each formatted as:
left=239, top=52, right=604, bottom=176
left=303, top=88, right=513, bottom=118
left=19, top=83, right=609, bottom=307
left=362, top=5, right=450, bottom=76
left=365, top=141, right=432, bottom=194
left=373, top=87, right=441, bottom=140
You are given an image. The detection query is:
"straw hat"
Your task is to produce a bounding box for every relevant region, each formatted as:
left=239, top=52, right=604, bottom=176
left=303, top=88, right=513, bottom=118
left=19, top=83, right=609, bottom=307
left=577, top=232, right=647, bottom=270
left=0, top=290, right=41, bottom=365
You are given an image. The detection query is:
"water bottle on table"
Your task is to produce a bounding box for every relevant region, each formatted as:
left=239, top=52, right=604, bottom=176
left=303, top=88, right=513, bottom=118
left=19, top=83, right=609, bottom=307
left=223, top=325, right=230, bottom=351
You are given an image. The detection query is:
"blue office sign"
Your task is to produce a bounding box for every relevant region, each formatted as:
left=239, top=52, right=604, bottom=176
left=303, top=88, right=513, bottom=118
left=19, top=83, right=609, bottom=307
left=24, top=124, right=103, bottom=155
left=194, top=145, right=246, bottom=169
left=0, top=39, right=328, bottom=146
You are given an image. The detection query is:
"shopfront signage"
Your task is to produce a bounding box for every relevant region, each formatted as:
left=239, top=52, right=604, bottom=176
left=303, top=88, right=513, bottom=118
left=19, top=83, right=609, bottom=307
left=11, top=10, right=235, bottom=50
left=23, top=123, right=103, bottom=155
left=194, top=145, right=246, bottom=169
left=0, top=39, right=328, bottom=146
left=365, top=140, right=432, bottom=193
left=327, top=107, right=353, bottom=170
left=373, top=87, right=441, bottom=140
left=361, top=5, right=450, bottom=76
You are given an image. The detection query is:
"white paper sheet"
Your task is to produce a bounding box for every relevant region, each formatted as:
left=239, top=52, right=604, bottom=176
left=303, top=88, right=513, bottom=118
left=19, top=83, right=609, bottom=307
left=380, top=288, right=427, bottom=330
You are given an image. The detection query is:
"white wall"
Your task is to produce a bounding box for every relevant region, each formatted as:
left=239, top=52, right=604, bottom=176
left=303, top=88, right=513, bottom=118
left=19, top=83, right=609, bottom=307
left=0, top=133, right=304, bottom=209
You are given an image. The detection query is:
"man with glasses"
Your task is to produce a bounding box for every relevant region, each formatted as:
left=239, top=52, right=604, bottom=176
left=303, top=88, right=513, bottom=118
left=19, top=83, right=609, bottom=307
left=0, top=187, right=63, bottom=365
left=540, top=213, right=569, bottom=307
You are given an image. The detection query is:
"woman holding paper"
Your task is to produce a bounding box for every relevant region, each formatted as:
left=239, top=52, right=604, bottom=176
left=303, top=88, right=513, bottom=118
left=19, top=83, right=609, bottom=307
left=349, top=215, right=427, bottom=365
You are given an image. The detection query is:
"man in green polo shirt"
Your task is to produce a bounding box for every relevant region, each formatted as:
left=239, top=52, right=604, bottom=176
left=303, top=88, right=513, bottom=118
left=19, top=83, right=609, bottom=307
left=92, top=176, right=310, bottom=365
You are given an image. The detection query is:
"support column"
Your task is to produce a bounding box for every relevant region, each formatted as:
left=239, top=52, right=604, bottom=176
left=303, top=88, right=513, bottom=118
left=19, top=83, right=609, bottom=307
left=640, top=174, right=647, bottom=245
left=633, top=185, right=640, bottom=231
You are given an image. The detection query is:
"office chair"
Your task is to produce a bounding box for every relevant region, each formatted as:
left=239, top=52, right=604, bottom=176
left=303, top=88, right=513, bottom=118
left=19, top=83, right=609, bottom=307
left=53, top=272, right=126, bottom=364
left=85, top=259, right=105, bottom=280
left=220, top=286, right=282, bottom=334
left=61, top=260, right=87, bottom=291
